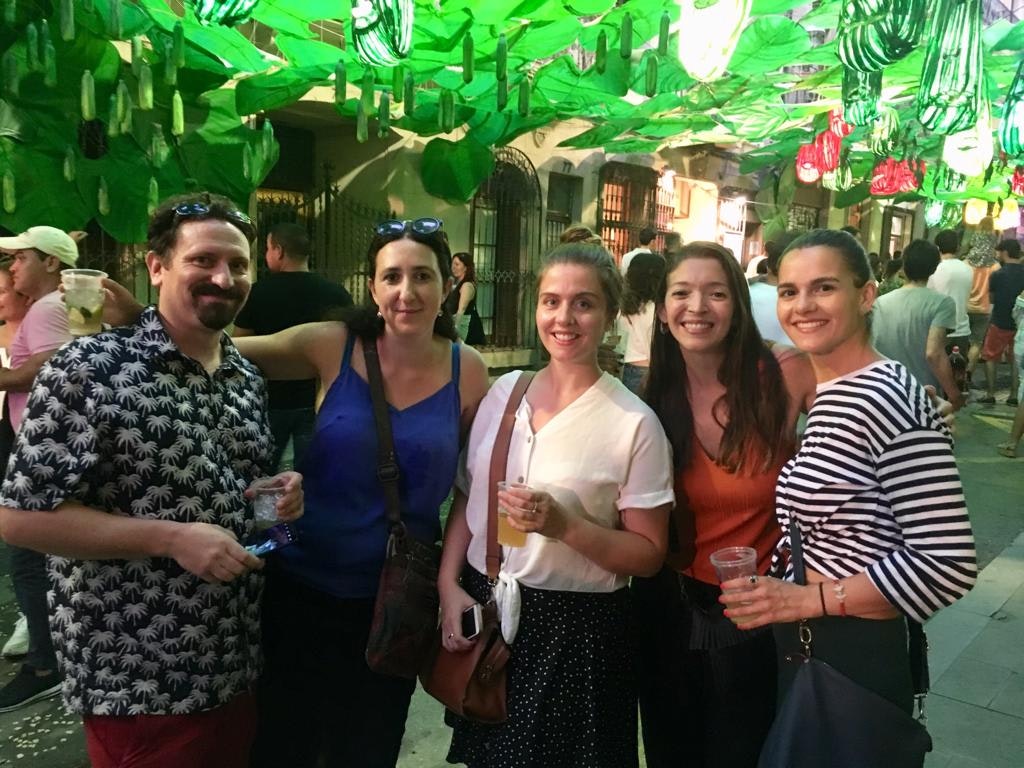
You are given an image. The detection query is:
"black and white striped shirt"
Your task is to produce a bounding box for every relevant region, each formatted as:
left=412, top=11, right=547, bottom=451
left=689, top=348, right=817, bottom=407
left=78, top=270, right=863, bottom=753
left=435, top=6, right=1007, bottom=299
left=773, top=360, right=977, bottom=622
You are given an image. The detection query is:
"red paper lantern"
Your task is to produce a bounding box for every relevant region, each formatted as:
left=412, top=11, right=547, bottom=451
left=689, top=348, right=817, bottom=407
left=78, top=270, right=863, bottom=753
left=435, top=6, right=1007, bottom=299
left=828, top=109, right=855, bottom=138
left=796, top=144, right=822, bottom=183
left=1012, top=166, right=1024, bottom=197
left=814, top=130, right=843, bottom=171
left=870, top=157, right=924, bottom=196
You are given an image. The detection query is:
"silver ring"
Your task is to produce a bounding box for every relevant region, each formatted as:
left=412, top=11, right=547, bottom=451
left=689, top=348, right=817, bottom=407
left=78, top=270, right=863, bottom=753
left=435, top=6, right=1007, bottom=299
left=748, top=575, right=759, bottom=585
left=447, top=632, right=454, bottom=640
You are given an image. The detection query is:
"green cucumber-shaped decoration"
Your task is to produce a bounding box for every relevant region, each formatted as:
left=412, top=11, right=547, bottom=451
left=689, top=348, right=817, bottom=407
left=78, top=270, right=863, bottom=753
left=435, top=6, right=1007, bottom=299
left=3, top=171, right=15, bottom=214
left=644, top=51, right=658, bottom=97
left=595, top=30, right=607, bottom=74
left=151, top=125, right=169, bottom=164
left=242, top=142, right=252, bottom=180
left=44, top=43, right=57, bottom=87
left=172, top=22, right=185, bottom=67
left=917, top=0, right=982, bottom=134
left=164, top=41, right=177, bottom=86
left=63, top=147, right=76, bottom=182
left=148, top=177, right=159, bottom=214
left=262, top=119, right=274, bottom=156
left=60, top=0, right=75, bottom=41
left=495, top=35, right=507, bottom=82
left=392, top=66, right=403, bottom=102
left=121, top=98, right=135, bottom=135
left=26, top=23, right=39, bottom=73
left=131, top=36, right=143, bottom=77
left=107, top=95, right=120, bottom=137
left=836, top=0, right=925, bottom=72
left=356, top=99, right=368, bottom=143
left=841, top=66, right=881, bottom=126
left=518, top=78, right=530, bottom=117
left=440, top=89, right=455, bottom=132
left=109, top=0, right=123, bottom=39
left=378, top=92, right=391, bottom=137
left=999, top=58, right=1024, bottom=157
left=39, top=20, right=52, bottom=66
left=658, top=12, right=671, bottom=57
left=677, top=0, right=752, bottom=81
left=171, top=90, right=184, bottom=136
left=462, top=32, right=474, bottom=84
left=81, top=70, right=96, bottom=121
left=403, top=71, right=415, bottom=115
left=361, top=69, right=375, bottom=113
left=2, top=52, right=17, bottom=98
left=334, top=60, right=347, bottom=105
left=619, top=13, right=633, bottom=59
left=139, top=63, right=154, bottom=110
left=98, top=177, right=110, bottom=216
left=496, top=76, right=507, bottom=111
left=116, top=80, right=130, bottom=122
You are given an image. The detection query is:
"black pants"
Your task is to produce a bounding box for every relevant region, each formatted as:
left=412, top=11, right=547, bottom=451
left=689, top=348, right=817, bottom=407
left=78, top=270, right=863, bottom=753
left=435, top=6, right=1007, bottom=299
left=251, top=567, right=416, bottom=768
left=268, top=407, right=316, bottom=472
left=632, top=567, right=777, bottom=768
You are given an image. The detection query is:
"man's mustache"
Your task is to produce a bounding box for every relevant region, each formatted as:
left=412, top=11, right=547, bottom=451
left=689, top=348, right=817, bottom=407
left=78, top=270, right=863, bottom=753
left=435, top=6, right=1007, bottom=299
left=192, top=283, right=246, bottom=301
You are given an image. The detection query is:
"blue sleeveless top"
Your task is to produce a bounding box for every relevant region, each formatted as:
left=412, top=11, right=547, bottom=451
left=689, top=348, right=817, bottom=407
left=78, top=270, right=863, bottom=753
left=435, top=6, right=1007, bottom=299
left=278, top=334, right=462, bottom=598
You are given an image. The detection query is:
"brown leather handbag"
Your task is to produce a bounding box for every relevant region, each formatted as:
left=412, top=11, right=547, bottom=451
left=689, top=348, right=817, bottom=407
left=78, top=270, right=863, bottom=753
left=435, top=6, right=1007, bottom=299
left=419, top=370, right=535, bottom=724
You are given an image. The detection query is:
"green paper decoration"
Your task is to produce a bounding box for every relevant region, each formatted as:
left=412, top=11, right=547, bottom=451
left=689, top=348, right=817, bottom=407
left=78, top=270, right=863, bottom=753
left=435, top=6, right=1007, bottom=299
left=3, top=170, right=15, bottom=214
left=836, top=0, right=925, bottom=72
left=677, top=0, right=751, bottom=82
left=192, top=0, right=260, bottom=27
left=1001, top=59, right=1024, bottom=157
left=81, top=70, right=96, bottom=121
left=421, top=138, right=495, bottom=203
left=352, top=0, right=414, bottom=67
left=842, top=67, right=880, bottom=126
left=59, top=0, right=75, bottom=41
left=869, top=106, right=900, bottom=155
left=924, top=198, right=944, bottom=226
left=2, top=51, right=18, bottom=98
left=917, top=0, right=982, bottom=134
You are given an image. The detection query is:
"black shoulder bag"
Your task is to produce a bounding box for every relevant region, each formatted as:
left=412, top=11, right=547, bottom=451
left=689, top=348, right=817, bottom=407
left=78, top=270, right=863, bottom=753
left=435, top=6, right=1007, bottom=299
left=758, top=521, right=932, bottom=768
left=363, top=335, right=442, bottom=679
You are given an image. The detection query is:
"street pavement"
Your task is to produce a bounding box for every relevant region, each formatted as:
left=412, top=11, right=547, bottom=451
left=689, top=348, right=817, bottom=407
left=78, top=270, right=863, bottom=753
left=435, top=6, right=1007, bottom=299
left=0, top=384, right=1021, bottom=767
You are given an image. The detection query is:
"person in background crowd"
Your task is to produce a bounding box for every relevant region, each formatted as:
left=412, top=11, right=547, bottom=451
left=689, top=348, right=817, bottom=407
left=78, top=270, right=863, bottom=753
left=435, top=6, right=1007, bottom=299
left=878, top=257, right=904, bottom=295
left=748, top=240, right=794, bottom=347
left=721, top=228, right=976, bottom=730
left=964, top=215, right=1000, bottom=385
left=616, top=251, right=665, bottom=394
left=0, top=194, right=303, bottom=767
left=440, top=243, right=674, bottom=768
left=559, top=224, right=603, bottom=246
left=872, top=239, right=962, bottom=409
left=928, top=229, right=973, bottom=355
left=979, top=239, right=1024, bottom=406
left=621, top=226, right=657, bottom=276
left=997, top=288, right=1024, bottom=458
left=240, top=217, right=489, bottom=768
left=233, top=222, right=352, bottom=471
left=444, top=251, right=486, bottom=346
left=632, top=241, right=817, bottom=768
left=0, top=226, right=79, bottom=712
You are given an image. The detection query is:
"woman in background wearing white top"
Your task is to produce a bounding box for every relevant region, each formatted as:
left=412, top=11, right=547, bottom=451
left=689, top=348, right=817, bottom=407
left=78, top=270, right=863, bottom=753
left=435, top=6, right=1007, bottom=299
left=439, top=243, right=675, bottom=768
left=721, top=229, right=976, bottom=714
left=617, top=252, right=665, bottom=395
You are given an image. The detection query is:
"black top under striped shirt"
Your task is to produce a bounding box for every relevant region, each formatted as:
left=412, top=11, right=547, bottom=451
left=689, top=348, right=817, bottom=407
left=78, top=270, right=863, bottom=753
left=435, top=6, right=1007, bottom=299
left=772, top=360, right=977, bottom=623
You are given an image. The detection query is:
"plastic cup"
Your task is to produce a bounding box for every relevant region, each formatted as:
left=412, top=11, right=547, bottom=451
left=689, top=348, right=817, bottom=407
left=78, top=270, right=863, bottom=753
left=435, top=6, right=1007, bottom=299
left=496, top=481, right=529, bottom=547
left=61, top=269, right=107, bottom=336
left=250, top=483, right=284, bottom=530
left=710, top=546, right=758, bottom=625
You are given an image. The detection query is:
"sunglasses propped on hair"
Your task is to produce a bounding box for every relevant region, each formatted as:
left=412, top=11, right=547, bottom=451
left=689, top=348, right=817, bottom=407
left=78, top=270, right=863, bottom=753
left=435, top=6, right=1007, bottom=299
left=375, top=218, right=445, bottom=237
left=173, top=201, right=256, bottom=241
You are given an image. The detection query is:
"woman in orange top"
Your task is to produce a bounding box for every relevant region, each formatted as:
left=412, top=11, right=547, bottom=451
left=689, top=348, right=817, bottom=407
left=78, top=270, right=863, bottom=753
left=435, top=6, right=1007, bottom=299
left=632, top=242, right=816, bottom=768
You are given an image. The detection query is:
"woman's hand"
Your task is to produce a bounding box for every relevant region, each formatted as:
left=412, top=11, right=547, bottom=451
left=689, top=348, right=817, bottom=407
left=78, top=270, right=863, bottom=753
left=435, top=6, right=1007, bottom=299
left=439, top=582, right=478, bottom=652
left=924, top=384, right=957, bottom=431
left=499, top=486, right=570, bottom=540
left=265, top=471, right=304, bottom=523
left=718, top=575, right=819, bottom=630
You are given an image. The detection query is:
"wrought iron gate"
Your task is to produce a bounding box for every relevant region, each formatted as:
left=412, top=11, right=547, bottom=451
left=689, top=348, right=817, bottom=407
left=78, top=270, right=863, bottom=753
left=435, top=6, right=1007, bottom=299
left=469, top=147, right=543, bottom=349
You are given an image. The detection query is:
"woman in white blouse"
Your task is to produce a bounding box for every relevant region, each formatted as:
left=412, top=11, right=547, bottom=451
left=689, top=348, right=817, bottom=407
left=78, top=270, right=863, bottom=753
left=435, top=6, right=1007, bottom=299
left=438, top=243, right=674, bottom=768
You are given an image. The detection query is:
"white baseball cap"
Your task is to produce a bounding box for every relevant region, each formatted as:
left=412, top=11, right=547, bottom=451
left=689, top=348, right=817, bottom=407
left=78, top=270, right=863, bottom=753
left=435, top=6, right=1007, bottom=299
left=0, top=226, right=79, bottom=266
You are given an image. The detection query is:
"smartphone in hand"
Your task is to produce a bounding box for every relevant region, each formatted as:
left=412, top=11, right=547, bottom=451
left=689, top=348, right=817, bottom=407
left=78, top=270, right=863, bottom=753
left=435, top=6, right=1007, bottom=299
left=461, top=603, right=483, bottom=640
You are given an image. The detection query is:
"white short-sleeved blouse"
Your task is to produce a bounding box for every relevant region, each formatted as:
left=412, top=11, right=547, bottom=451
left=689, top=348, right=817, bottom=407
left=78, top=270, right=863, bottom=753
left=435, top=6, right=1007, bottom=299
left=458, top=370, right=675, bottom=593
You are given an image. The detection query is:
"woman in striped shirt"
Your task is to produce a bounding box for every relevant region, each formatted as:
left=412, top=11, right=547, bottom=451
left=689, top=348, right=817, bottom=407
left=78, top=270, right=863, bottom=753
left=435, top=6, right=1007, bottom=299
left=721, top=229, right=977, bottom=712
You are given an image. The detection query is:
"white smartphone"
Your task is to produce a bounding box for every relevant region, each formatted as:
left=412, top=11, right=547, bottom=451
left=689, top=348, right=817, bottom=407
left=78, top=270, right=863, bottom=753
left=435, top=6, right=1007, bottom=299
left=461, top=603, right=483, bottom=640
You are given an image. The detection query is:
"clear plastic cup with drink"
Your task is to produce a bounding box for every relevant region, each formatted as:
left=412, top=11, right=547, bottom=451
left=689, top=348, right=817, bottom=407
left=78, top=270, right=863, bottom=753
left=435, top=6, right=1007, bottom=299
left=710, top=546, right=758, bottom=625
left=496, top=481, right=530, bottom=547
left=249, top=479, right=285, bottom=530
left=61, top=269, right=107, bottom=336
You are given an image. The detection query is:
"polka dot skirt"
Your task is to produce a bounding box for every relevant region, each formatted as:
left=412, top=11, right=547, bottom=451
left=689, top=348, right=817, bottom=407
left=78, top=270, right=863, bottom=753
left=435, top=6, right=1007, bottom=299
left=445, top=567, right=638, bottom=768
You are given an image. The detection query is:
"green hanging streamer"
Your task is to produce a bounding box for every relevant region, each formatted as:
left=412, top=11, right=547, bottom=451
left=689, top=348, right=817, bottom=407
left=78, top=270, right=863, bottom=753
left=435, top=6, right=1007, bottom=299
left=917, top=0, right=982, bottom=134
left=391, top=66, right=403, bottom=102
left=107, top=94, right=120, bottom=137
left=841, top=67, right=881, bottom=126
left=356, top=99, right=369, bottom=143
left=644, top=51, right=658, bottom=97
left=619, top=13, right=633, bottom=59
left=139, top=63, right=154, bottom=110
left=63, top=146, right=76, bottom=182
left=361, top=69, right=375, bottom=113
left=2, top=52, right=17, bottom=98
left=81, top=70, right=96, bottom=121
left=25, top=23, right=39, bottom=73
left=495, top=35, right=507, bottom=82
left=3, top=170, right=15, bottom=214
left=335, top=60, right=347, bottom=105
left=658, top=12, right=671, bottom=57
left=518, top=78, right=530, bottom=117
left=595, top=30, right=607, bottom=74
left=403, top=72, right=415, bottom=115
left=98, top=177, right=110, bottom=216
left=60, top=0, right=75, bottom=42
left=999, top=58, right=1024, bottom=157
left=171, top=90, right=184, bottom=136
left=462, top=32, right=474, bottom=84
left=378, top=92, right=391, bottom=137
left=172, top=22, right=185, bottom=67
left=148, top=177, right=159, bottom=214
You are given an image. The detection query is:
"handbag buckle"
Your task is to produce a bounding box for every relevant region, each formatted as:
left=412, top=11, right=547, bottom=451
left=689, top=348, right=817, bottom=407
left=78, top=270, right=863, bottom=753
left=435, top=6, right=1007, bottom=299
left=914, top=693, right=928, bottom=725
left=377, top=461, right=400, bottom=483
left=798, top=621, right=813, bottom=657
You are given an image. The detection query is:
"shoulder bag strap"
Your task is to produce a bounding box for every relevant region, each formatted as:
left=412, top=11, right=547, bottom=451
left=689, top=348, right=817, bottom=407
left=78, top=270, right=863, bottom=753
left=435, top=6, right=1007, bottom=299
left=362, top=335, right=403, bottom=533
left=485, top=371, right=535, bottom=581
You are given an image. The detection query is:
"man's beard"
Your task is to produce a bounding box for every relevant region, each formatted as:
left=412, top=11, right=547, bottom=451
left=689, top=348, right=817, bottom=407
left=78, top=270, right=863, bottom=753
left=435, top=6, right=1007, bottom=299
left=192, top=284, right=246, bottom=331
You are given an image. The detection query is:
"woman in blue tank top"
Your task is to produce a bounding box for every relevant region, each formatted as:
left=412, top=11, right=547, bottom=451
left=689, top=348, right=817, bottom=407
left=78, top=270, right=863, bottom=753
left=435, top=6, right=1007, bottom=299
left=234, top=219, right=489, bottom=768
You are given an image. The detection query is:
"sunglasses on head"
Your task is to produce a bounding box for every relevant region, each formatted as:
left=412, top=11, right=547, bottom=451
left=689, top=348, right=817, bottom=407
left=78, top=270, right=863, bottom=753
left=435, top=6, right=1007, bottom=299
left=172, top=202, right=255, bottom=240
left=375, top=218, right=445, bottom=237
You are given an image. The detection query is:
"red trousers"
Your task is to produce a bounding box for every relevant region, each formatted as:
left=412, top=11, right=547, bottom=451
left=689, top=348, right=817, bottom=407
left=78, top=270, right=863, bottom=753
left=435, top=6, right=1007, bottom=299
left=84, top=691, right=256, bottom=768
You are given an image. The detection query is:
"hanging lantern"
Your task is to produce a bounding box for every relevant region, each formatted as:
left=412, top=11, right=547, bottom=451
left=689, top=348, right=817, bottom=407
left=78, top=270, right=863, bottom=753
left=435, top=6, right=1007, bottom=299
left=925, top=199, right=946, bottom=227
left=822, top=163, right=855, bottom=192
left=1012, top=166, right=1024, bottom=196
left=933, top=164, right=968, bottom=195
left=813, top=130, right=842, bottom=172
left=1001, top=59, right=1024, bottom=157
left=192, top=0, right=259, bottom=26
left=828, top=109, right=854, bottom=138
left=869, top=106, right=900, bottom=155
left=940, top=202, right=965, bottom=228
left=917, top=0, right=982, bottom=134
left=837, top=0, right=926, bottom=72
left=942, top=100, right=994, bottom=178
left=676, top=0, right=752, bottom=82
left=351, top=0, right=414, bottom=66
left=842, top=67, right=881, bottom=126
left=997, top=198, right=1020, bottom=230
left=963, top=198, right=987, bottom=225
left=796, top=144, right=821, bottom=184
left=870, top=157, right=923, bottom=196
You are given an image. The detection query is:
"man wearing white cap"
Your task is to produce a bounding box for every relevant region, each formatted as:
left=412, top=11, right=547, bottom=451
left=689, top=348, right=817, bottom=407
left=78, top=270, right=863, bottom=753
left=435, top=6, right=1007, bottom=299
left=0, top=225, right=77, bottom=711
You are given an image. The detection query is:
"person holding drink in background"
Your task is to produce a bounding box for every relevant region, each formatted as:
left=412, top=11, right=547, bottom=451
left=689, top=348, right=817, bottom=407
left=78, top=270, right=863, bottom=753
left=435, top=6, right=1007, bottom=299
left=633, top=242, right=817, bottom=768
left=720, top=230, right=976, bottom=724
left=438, top=242, right=674, bottom=768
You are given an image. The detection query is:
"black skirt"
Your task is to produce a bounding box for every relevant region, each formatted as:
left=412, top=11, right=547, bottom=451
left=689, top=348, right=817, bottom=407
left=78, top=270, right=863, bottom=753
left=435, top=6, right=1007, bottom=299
left=446, top=567, right=637, bottom=768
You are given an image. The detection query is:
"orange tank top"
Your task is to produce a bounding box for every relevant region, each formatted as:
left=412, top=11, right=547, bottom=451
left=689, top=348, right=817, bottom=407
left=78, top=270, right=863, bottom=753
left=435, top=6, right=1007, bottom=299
left=668, top=436, right=788, bottom=585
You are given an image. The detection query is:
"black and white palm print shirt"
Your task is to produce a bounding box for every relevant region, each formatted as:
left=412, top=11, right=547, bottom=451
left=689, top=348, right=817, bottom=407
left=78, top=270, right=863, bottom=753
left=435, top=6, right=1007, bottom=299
left=0, top=307, right=274, bottom=716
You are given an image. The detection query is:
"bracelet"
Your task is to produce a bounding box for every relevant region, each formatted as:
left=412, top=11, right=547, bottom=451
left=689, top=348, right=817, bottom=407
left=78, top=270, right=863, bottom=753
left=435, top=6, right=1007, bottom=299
left=818, top=582, right=828, bottom=617
left=832, top=579, right=847, bottom=617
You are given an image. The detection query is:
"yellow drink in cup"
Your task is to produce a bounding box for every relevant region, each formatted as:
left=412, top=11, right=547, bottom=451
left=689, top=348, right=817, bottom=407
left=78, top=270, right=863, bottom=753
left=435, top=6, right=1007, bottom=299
left=61, top=269, right=107, bottom=336
left=496, top=480, right=530, bottom=547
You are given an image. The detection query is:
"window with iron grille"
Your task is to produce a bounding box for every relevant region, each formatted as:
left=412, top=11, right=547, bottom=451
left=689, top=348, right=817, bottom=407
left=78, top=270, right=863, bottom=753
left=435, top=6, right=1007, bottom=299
left=598, top=162, right=660, bottom=262
left=788, top=204, right=821, bottom=232
left=544, top=173, right=582, bottom=251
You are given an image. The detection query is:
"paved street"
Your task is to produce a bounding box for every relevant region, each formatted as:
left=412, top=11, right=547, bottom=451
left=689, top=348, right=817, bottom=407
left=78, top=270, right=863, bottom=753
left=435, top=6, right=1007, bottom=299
left=0, top=384, right=1021, bottom=767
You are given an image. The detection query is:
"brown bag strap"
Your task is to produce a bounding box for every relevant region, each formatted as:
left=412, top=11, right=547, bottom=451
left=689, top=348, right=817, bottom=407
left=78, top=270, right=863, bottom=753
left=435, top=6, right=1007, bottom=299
left=485, top=371, right=535, bottom=581
left=361, top=335, right=404, bottom=532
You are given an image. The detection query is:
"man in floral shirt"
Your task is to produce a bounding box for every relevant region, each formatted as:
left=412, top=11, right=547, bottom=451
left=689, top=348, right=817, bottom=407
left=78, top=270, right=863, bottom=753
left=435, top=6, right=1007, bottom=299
left=0, top=193, right=303, bottom=768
